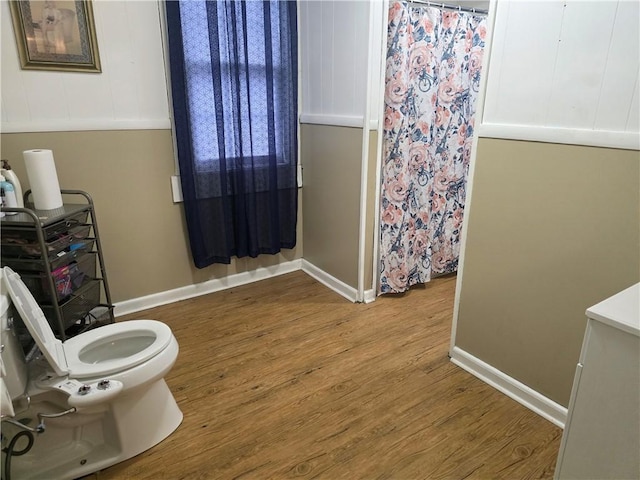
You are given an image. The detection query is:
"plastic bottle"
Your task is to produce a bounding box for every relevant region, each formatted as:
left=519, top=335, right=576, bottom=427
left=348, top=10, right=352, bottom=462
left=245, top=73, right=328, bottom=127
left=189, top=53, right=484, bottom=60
left=0, top=174, right=19, bottom=215
left=1, top=160, right=24, bottom=207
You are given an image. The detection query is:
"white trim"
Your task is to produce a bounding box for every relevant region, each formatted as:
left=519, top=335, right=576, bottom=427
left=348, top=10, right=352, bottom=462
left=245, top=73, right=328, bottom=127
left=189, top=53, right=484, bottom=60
left=478, top=123, right=640, bottom=151
left=297, top=0, right=303, bottom=188
left=356, top=1, right=377, bottom=303
left=450, top=346, right=568, bottom=429
left=114, top=259, right=303, bottom=317
left=300, top=260, right=358, bottom=303
left=363, top=289, right=377, bottom=304
left=450, top=0, right=498, bottom=355
left=157, top=0, right=181, bottom=176
left=1, top=119, right=171, bottom=134
left=299, top=113, right=380, bottom=130
left=299, top=114, right=364, bottom=129
left=297, top=163, right=303, bottom=188
left=451, top=347, right=567, bottom=428
left=170, top=175, right=183, bottom=203
left=371, top=0, right=390, bottom=298
left=298, top=115, right=379, bottom=131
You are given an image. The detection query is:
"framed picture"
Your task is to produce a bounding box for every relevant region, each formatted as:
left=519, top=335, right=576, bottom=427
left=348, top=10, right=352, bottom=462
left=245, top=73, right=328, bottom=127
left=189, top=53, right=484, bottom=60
left=9, top=0, right=101, bottom=72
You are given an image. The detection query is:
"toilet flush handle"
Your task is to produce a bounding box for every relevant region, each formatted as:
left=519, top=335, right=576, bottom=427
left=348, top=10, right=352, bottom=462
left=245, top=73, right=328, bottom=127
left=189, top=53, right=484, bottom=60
left=78, top=384, right=91, bottom=396
left=49, top=378, right=124, bottom=408
left=97, top=379, right=110, bottom=390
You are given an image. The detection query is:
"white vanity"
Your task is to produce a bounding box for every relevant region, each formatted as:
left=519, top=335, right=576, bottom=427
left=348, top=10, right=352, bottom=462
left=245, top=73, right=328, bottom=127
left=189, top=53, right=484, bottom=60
left=555, top=283, right=640, bottom=480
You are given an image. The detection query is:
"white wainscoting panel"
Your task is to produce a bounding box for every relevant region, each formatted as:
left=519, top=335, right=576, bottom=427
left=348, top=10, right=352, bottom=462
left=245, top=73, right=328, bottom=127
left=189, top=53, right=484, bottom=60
left=1, top=1, right=170, bottom=133
left=545, top=2, right=618, bottom=129
left=627, top=76, right=640, bottom=133
left=299, top=0, right=370, bottom=124
left=301, top=0, right=323, bottom=116
left=594, top=1, right=640, bottom=133
left=483, top=1, right=566, bottom=127
left=482, top=0, right=640, bottom=148
left=367, top=0, right=384, bottom=128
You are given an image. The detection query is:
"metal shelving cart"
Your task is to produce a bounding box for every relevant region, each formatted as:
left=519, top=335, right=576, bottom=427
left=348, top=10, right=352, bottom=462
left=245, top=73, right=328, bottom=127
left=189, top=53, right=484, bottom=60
left=1, top=190, right=115, bottom=343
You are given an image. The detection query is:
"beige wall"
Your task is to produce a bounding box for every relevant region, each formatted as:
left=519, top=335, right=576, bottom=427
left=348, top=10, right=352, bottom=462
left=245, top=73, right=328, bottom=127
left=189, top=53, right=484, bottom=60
left=455, top=138, right=640, bottom=406
left=1, top=130, right=302, bottom=303
left=301, top=124, right=363, bottom=288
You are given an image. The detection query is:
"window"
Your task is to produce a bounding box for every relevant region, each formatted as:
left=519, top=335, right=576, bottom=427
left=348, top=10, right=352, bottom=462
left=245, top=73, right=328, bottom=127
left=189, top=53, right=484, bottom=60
left=177, top=1, right=294, bottom=172
left=165, top=1, right=298, bottom=267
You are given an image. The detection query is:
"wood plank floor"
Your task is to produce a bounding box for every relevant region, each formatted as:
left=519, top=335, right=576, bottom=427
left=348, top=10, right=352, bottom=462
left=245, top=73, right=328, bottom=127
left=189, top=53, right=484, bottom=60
left=95, top=271, right=561, bottom=479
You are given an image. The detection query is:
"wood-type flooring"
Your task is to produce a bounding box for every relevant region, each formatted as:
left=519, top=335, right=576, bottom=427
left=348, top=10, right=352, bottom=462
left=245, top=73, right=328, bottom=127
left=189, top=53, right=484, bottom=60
left=94, top=271, right=561, bottom=479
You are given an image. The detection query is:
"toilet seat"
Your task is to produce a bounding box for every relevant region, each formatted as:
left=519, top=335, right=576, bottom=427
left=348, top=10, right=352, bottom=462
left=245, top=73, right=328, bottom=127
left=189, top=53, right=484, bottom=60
left=2, top=267, right=172, bottom=379
left=63, top=320, right=172, bottom=378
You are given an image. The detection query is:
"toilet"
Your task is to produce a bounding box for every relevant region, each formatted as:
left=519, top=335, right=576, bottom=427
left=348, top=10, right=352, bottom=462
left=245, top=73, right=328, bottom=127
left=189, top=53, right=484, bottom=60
left=0, top=266, right=183, bottom=480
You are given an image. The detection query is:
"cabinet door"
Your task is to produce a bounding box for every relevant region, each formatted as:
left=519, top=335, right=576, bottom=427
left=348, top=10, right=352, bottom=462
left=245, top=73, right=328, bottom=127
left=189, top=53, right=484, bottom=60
left=557, top=320, right=640, bottom=479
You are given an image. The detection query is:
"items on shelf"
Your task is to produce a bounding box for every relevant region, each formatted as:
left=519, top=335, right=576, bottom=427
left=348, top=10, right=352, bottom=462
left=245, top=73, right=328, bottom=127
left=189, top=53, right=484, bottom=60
left=0, top=175, right=19, bottom=214
left=1, top=159, right=24, bottom=208
left=22, top=149, right=63, bottom=210
left=0, top=190, right=114, bottom=344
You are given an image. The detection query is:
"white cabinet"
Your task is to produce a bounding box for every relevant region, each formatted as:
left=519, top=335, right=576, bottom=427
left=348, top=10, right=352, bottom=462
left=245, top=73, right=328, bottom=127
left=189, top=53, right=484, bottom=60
left=555, top=283, right=640, bottom=480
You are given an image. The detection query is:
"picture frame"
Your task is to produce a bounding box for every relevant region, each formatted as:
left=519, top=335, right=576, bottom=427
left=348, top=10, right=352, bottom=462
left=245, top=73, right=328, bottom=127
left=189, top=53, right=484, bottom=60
left=9, top=0, right=101, bottom=73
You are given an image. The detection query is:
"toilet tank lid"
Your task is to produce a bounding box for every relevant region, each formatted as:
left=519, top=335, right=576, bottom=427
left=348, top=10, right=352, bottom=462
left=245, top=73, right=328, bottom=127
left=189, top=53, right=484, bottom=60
left=2, top=267, right=69, bottom=376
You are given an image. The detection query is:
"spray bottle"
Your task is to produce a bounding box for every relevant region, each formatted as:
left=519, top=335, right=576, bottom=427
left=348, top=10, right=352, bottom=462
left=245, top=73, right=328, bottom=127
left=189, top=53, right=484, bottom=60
left=0, top=174, right=19, bottom=215
left=1, top=160, right=24, bottom=207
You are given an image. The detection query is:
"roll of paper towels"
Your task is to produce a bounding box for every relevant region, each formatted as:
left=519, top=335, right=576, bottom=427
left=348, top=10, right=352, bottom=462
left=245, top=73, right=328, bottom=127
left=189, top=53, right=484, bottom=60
left=23, top=149, right=63, bottom=210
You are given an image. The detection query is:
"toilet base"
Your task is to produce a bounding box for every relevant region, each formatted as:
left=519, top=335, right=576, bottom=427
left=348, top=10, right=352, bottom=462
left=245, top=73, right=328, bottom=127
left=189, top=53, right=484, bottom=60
left=1, top=379, right=183, bottom=480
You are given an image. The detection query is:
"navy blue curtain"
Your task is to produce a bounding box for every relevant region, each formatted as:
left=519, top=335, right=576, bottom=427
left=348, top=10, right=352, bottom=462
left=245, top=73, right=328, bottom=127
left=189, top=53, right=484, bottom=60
left=166, top=1, right=298, bottom=268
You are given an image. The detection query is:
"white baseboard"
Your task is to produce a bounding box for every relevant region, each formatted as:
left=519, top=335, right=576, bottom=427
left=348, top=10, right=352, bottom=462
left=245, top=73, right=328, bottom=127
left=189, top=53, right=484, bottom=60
left=300, top=259, right=358, bottom=303
left=363, top=289, right=377, bottom=303
left=450, top=346, right=568, bottom=428
left=115, top=258, right=362, bottom=318
left=114, top=259, right=303, bottom=317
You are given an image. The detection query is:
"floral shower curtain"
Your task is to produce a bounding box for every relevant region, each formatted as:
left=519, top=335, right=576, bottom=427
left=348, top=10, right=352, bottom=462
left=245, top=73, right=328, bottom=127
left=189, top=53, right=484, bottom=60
left=379, top=1, right=486, bottom=294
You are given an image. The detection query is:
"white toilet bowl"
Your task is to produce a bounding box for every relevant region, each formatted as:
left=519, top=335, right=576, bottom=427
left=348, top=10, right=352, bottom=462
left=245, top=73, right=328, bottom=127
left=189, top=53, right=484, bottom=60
left=1, top=266, right=183, bottom=480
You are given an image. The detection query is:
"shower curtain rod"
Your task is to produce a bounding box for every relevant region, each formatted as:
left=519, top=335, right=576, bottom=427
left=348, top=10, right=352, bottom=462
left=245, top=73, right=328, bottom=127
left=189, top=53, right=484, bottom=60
left=407, top=0, right=488, bottom=15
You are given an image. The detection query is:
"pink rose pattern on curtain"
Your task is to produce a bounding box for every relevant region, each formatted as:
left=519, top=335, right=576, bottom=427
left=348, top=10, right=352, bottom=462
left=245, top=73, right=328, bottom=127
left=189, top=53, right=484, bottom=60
left=379, top=1, right=486, bottom=294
